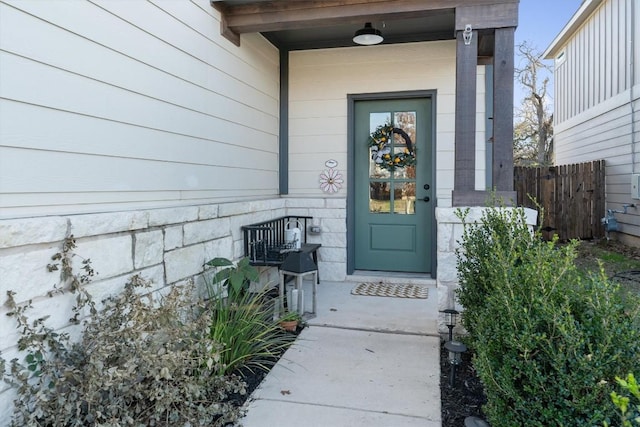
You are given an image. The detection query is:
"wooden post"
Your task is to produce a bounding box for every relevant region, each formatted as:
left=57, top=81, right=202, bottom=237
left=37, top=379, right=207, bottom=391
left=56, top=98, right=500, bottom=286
left=452, top=28, right=478, bottom=205
left=492, top=27, right=516, bottom=197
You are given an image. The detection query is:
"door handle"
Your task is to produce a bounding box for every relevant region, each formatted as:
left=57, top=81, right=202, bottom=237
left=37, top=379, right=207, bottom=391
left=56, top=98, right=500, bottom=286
left=418, top=196, right=430, bottom=202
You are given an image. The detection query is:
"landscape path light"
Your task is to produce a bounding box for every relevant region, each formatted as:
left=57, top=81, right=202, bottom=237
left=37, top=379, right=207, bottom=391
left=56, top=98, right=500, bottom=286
left=441, top=308, right=459, bottom=341
left=444, top=340, right=467, bottom=387
left=465, top=416, right=490, bottom=427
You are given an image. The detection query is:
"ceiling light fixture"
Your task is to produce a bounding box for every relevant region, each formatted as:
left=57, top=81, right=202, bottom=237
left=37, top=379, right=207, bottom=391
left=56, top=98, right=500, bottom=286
left=353, top=22, right=383, bottom=45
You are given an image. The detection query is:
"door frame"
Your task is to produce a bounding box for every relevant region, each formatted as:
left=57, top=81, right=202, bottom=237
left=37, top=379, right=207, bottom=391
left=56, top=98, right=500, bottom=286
left=347, top=90, right=438, bottom=277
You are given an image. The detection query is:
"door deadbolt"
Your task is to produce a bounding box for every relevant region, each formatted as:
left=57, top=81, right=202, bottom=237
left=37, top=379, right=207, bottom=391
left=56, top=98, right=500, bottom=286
left=423, top=184, right=430, bottom=190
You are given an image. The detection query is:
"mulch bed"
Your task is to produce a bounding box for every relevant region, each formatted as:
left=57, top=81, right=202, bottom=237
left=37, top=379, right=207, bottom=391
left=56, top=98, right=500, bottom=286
left=440, top=340, right=487, bottom=426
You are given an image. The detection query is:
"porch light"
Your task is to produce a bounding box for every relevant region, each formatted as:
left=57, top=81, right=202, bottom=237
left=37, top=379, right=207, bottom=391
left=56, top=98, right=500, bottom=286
left=353, top=22, right=383, bottom=45
left=444, top=340, right=467, bottom=387
left=441, top=308, right=459, bottom=341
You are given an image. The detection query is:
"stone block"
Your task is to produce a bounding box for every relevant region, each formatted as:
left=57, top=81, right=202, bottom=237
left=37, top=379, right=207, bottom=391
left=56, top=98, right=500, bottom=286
left=252, top=198, right=285, bottom=212
left=0, top=244, right=62, bottom=303
left=436, top=222, right=453, bottom=253
left=321, top=218, right=347, bottom=233
left=218, top=201, right=247, bottom=218
left=198, top=204, right=219, bottom=220
left=148, top=206, right=199, bottom=227
left=88, top=265, right=166, bottom=309
left=317, top=232, right=346, bottom=248
left=70, top=211, right=148, bottom=238
left=164, top=243, right=206, bottom=284
left=75, top=236, right=133, bottom=280
left=452, top=223, right=465, bottom=249
left=164, top=226, right=183, bottom=251
left=134, top=230, right=164, bottom=269
left=325, top=198, right=346, bottom=208
left=286, top=198, right=325, bottom=208
left=203, top=237, right=234, bottom=262
left=183, top=217, right=231, bottom=245
left=309, top=208, right=346, bottom=219
left=436, top=252, right=458, bottom=282
left=317, top=261, right=346, bottom=281
left=285, top=208, right=310, bottom=217
left=0, top=388, right=16, bottom=427
left=317, top=246, right=346, bottom=263
left=0, top=217, right=68, bottom=248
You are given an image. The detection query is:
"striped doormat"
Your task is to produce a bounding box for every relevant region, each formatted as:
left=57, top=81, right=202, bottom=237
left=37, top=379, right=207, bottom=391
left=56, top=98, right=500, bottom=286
left=351, top=282, right=429, bottom=299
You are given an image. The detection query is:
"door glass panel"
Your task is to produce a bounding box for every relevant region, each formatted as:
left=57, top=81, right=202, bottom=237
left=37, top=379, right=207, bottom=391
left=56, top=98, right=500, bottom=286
left=369, top=112, right=391, bottom=179
left=369, top=182, right=391, bottom=213
left=393, top=182, right=416, bottom=214
left=367, top=110, right=417, bottom=214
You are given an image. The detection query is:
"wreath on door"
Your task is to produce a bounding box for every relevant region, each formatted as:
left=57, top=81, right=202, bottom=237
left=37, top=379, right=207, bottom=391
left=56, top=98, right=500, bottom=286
left=368, top=123, right=416, bottom=172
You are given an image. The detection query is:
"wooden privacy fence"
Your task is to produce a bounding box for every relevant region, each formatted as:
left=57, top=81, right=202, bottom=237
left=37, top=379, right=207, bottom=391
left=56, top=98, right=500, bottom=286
left=514, top=160, right=605, bottom=241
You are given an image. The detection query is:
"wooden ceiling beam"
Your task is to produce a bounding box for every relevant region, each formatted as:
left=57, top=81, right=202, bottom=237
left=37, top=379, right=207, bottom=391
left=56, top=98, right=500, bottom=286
left=212, top=0, right=517, bottom=34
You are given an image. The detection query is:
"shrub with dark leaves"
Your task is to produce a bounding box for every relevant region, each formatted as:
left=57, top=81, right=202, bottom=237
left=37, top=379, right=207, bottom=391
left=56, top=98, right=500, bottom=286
left=456, top=207, right=640, bottom=426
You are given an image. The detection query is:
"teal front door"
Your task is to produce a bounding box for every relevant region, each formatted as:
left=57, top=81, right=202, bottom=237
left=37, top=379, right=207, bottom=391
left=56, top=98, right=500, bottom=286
left=354, top=98, right=433, bottom=273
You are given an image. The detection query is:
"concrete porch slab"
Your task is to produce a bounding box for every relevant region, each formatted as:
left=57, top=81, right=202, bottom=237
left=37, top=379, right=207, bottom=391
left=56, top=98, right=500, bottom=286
left=293, top=280, right=438, bottom=336
left=240, top=279, right=442, bottom=426
left=241, top=327, right=441, bottom=426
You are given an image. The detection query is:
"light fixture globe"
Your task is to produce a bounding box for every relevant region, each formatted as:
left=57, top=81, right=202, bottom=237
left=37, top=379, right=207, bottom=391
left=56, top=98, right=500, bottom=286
left=353, top=22, right=383, bottom=45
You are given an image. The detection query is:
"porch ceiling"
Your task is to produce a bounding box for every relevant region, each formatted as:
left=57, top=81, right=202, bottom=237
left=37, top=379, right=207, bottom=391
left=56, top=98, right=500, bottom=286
left=212, top=0, right=518, bottom=53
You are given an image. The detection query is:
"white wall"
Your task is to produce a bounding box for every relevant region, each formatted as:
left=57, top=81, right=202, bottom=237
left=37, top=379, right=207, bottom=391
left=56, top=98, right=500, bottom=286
left=552, top=0, right=639, bottom=124
left=0, top=0, right=280, bottom=219
left=555, top=85, right=640, bottom=241
left=287, top=41, right=487, bottom=208
left=551, top=0, right=640, bottom=243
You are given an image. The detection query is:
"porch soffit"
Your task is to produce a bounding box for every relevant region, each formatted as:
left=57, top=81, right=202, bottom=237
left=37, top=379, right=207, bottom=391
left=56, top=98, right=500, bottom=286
left=211, top=0, right=518, bottom=53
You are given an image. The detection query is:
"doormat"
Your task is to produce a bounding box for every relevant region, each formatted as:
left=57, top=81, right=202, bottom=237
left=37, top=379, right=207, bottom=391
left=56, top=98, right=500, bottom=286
left=351, top=282, right=429, bottom=299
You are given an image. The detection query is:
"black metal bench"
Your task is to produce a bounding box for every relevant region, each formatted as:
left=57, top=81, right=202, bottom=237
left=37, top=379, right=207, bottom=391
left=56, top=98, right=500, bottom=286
left=242, top=215, right=321, bottom=279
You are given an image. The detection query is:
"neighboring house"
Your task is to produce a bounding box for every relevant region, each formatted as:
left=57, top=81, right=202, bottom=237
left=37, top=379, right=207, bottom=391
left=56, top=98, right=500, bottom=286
left=0, top=0, right=528, bottom=419
left=544, top=0, right=640, bottom=245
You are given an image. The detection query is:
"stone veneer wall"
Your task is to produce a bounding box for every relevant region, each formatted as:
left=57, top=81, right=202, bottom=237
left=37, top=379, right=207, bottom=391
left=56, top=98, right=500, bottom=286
left=435, top=207, right=538, bottom=335
left=0, top=197, right=346, bottom=421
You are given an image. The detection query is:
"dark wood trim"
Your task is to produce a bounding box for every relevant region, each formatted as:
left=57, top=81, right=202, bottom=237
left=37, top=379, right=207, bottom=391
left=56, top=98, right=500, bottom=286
left=279, top=49, right=289, bottom=195
left=455, top=3, right=518, bottom=30
left=452, top=190, right=516, bottom=207
left=492, top=27, right=515, bottom=192
left=346, top=95, right=356, bottom=275
left=266, top=30, right=454, bottom=52
left=211, top=1, right=240, bottom=46
left=453, top=29, right=478, bottom=197
left=213, top=0, right=517, bottom=35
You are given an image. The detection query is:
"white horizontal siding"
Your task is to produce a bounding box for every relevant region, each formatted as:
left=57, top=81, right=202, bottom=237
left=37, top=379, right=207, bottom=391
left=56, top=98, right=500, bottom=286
left=555, top=85, right=640, bottom=238
left=553, top=0, right=637, bottom=124
left=0, top=0, right=280, bottom=219
left=288, top=40, right=469, bottom=207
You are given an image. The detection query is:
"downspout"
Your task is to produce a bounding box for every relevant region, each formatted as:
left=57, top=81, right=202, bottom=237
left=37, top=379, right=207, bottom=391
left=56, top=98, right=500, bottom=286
left=631, top=0, right=637, bottom=175
left=279, top=49, right=289, bottom=194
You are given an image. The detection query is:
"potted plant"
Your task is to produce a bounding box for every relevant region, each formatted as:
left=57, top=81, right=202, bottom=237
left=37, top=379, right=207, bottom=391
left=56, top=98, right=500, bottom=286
left=278, top=311, right=302, bottom=332
left=205, top=257, right=259, bottom=301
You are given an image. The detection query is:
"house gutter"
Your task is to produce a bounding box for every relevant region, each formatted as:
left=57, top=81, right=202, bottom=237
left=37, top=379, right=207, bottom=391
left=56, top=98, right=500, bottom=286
left=543, top=0, right=603, bottom=59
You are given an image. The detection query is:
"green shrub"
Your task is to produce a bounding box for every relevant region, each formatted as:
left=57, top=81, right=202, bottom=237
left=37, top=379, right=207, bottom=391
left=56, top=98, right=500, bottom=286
left=455, top=206, right=542, bottom=335
left=2, top=237, right=247, bottom=426
left=606, top=373, right=640, bottom=427
left=209, top=288, right=295, bottom=376
left=456, top=207, right=640, bottom=426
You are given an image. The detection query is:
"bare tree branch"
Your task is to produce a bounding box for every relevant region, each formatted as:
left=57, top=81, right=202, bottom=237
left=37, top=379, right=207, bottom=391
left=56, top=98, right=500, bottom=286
left=514, top=42, right=554, bottom=166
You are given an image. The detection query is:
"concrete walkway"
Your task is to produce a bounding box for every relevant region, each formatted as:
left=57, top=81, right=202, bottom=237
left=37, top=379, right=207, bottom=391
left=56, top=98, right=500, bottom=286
left=240, top=279, right=442, bottom=426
